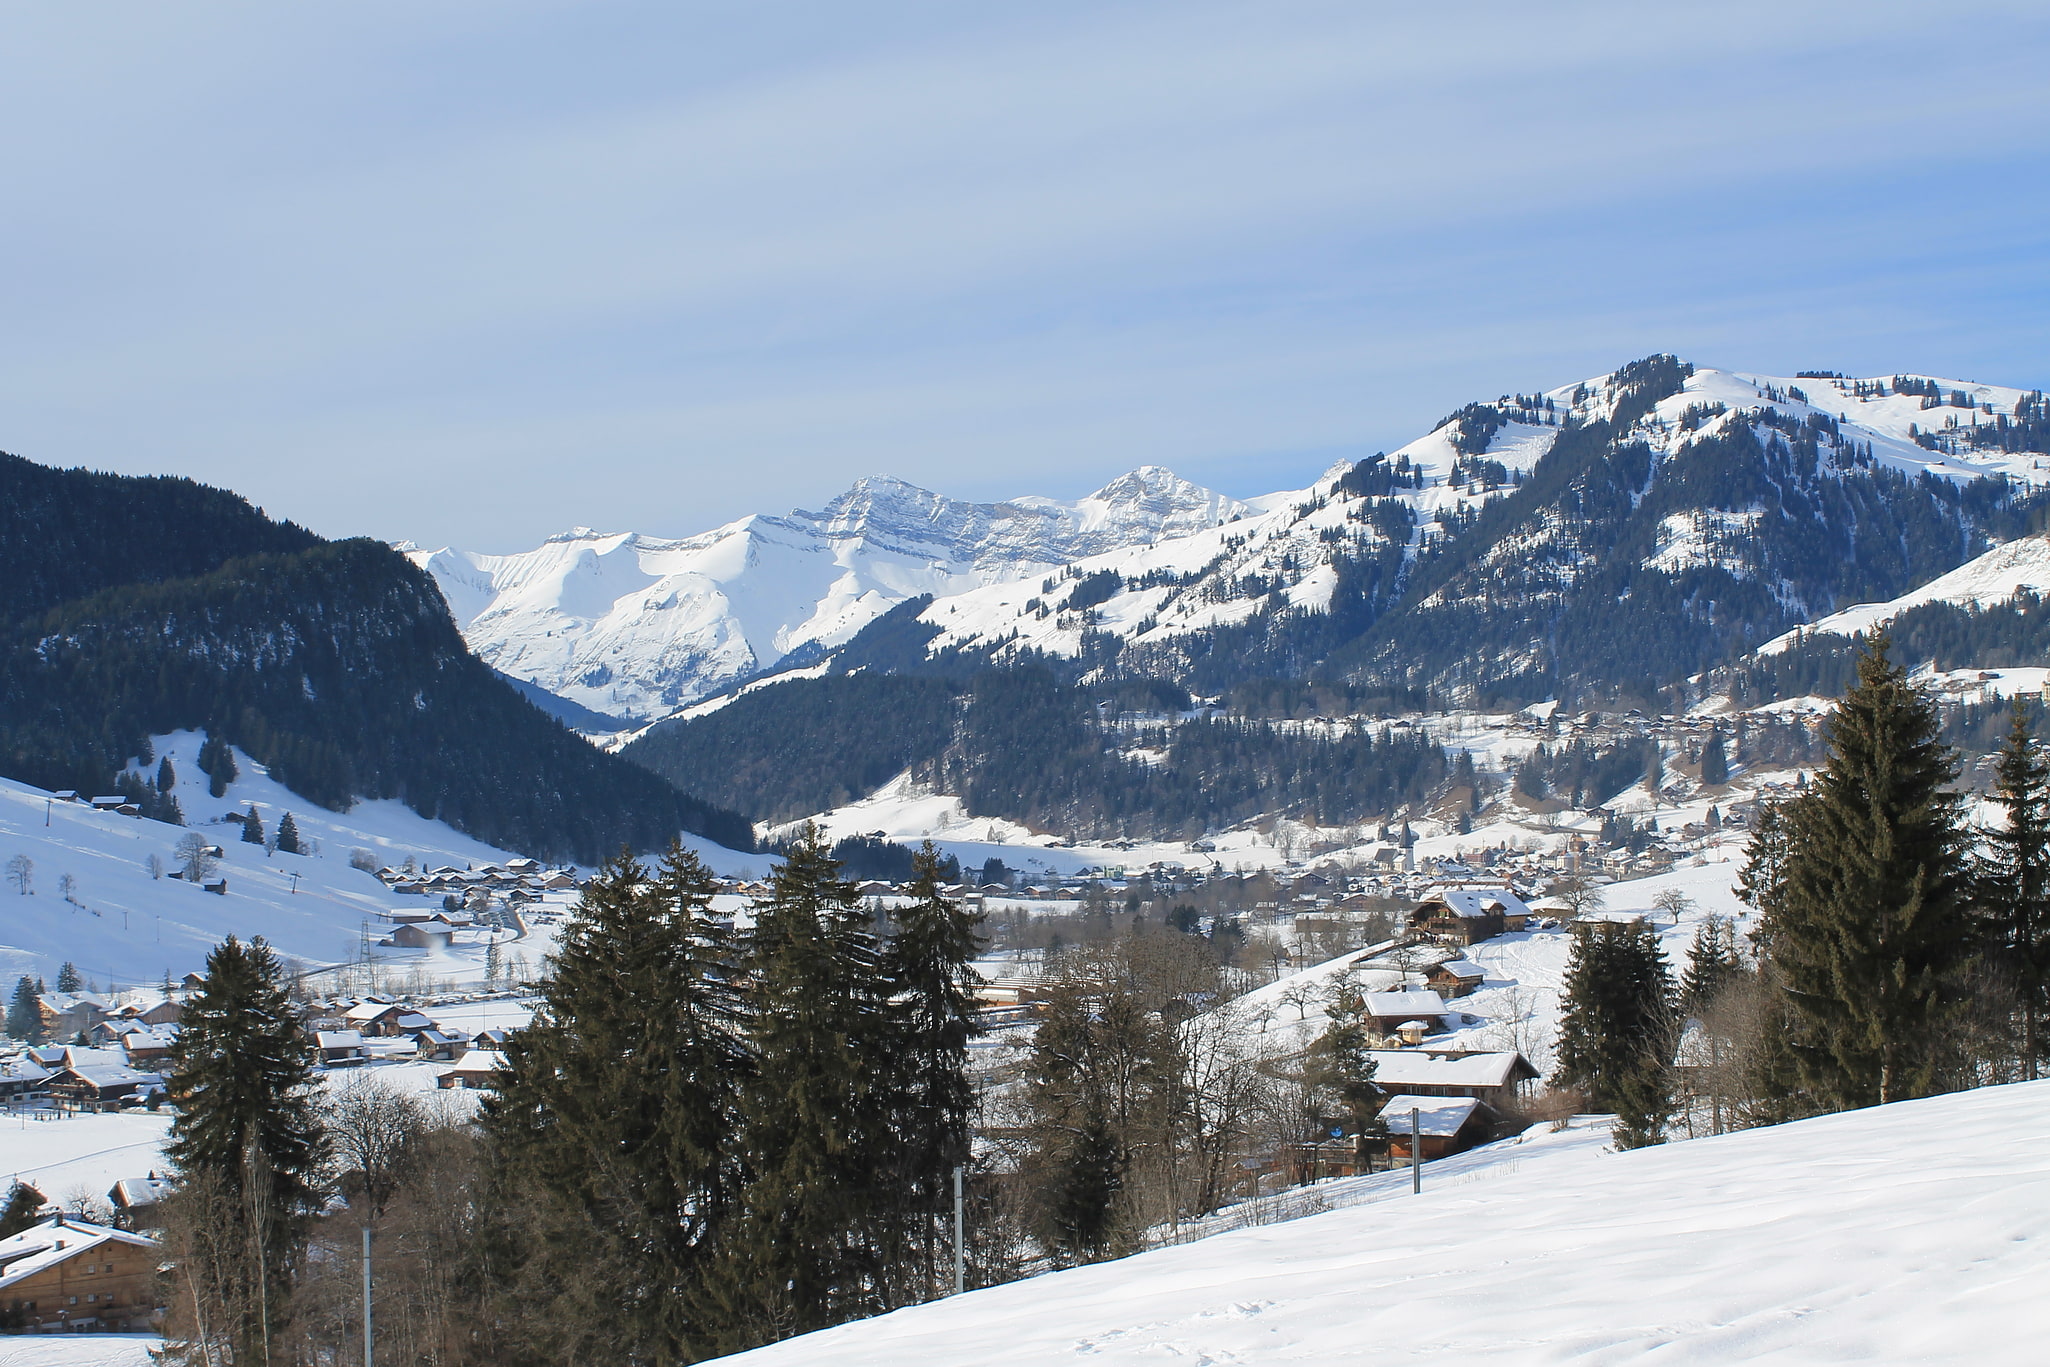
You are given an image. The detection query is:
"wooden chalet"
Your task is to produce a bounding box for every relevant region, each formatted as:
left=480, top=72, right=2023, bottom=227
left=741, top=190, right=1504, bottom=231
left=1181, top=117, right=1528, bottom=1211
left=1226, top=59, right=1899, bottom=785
left=1423, top=959, right=1486, bottom=998
left=1407, top=885, right=1534, bottom=946
left=0, top=1216, right=161, bottom=1333
left=1381, top=1094, right=1491, bottom=1161
left=1363, top=1049, right=1538, bottom=1112
left=1359, top=987, right=1454, bottom=1037
left=438, top=1048, right=506, bottom=1090
left=314, top=1030, right=367, bottom=1065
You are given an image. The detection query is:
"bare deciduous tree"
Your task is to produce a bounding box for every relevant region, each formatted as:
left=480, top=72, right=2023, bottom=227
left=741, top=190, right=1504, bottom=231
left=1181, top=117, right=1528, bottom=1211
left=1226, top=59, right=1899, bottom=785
left=175, top=834, right=217, bottom=884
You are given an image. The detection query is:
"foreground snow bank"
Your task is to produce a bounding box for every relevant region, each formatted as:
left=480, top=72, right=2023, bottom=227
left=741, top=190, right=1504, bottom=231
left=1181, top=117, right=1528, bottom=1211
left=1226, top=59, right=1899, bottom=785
left=0, top=1336, right=157, bottom=1367
left=720, top=1081, right=2050, bottom=1366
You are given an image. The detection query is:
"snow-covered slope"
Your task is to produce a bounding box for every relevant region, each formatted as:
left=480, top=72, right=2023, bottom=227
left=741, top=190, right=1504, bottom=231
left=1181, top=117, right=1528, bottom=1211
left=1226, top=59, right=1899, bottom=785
left=404, top=468, right=1245, bottom=721
left=905, top=365, right=2050, bottom=668
left=0, top=730, right=765, bottom=987
left=724, top=1078, right=2050, bottom=1366
left=1758, top=530, right=2050, bottom=655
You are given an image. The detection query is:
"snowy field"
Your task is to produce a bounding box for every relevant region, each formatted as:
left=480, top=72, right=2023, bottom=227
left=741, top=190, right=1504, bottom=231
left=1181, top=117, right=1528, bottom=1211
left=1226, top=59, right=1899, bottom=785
left=722, top=1079, right=2050, bottom=1367
left=0, top=1059, right=483, bottom=1204
left=0, top=1337, right=156, bottom=1367
left=0, top=729, right=763, bottom=986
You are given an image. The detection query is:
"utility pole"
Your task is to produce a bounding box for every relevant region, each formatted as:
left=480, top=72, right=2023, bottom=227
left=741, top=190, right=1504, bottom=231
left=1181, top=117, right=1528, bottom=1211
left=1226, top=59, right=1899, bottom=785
left=1410, top=1108, right=1422, bottom=1195
left=362, top=1225, right=373, bottom=1367
left=952, top=1165, right=966, bottom=1297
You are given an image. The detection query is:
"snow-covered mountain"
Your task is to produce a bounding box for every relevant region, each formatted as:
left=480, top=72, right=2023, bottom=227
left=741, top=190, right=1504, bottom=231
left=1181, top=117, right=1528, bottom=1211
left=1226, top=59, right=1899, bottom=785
left=903, top=363, right=2050, bottom=678
left=404, top=467, right=1247, bottom=722
left=1757, top=530, right=2050, bottom=655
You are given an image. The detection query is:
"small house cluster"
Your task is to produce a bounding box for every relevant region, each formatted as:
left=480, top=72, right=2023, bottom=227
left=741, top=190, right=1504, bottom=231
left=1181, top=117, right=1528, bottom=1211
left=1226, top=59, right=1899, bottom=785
left=301, top=995, right=513, bottom=1089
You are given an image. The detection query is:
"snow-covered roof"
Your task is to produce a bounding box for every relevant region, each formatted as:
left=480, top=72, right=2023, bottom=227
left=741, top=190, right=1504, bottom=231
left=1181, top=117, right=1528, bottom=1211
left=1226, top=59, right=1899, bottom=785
left=1363, top=988, right=1450, bottom=1019
left=0, top=1217, right=157, bottom=1292
left=344, top=1002, right=403, bottom=1022
left=316, top=1030, right=364, bottom=1050
left=109, top=1176, right=174, bottom=1208
left=1379, top=1094, right=1482, bottom=1137
left=1418, top=886, right=1533, bottom=920
left=59, top=1062, right=162, bottom=1090
left=1366, top=1050, right=1534, bottom=1089
left=445, top=1048, right=506, bottom=1073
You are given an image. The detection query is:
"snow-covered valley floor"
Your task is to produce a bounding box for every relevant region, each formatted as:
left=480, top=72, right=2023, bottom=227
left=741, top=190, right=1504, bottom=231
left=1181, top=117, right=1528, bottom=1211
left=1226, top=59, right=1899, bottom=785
left=720, top=1080, right=2050, bottom=1367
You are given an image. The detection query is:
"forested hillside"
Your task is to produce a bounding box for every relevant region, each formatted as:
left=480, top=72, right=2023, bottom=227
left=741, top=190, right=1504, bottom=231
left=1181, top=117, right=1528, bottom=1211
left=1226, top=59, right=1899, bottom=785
left=0, top=455, right=751, bottom=861
left=627, top=665, right=1450, bottom=839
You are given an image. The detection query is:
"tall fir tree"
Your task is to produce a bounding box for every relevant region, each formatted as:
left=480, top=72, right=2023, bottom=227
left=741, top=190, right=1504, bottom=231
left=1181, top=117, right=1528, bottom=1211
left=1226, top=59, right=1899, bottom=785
left=1681, top=916, right=1742, bottom=1016
left=879, top=843, right=985, bottom=1302
left=1768, top=634, right=1971, bottom=1108
left=54, top=962, right=82, bottom=994
left=1552, top=920, right=1676, bottom=1147
left=716, top=828, right=893, bottom=1346
left=6, top=976, right=43, bottom=1043
left=1310, top=983, right=1387, bottom=1171
left=274, top=812, right=301, bottom=855
left=1700, top=729, right=1729, bottom=786
left=483, top=843, right=747, bottom=1367
left=1979, top=699, right=2050, bottom=1079
left=241, top=806, right=265, bottom=845
left=1735, top=800, right=1791, bottom=932
left=162, top=935, right=327, bottom=1367
left=156, top=756, right=176, bottom=793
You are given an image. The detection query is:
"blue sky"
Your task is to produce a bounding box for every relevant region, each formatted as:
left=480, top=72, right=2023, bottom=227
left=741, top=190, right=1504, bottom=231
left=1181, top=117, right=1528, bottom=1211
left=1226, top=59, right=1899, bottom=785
left=1, top=0, right=2046, bottom=549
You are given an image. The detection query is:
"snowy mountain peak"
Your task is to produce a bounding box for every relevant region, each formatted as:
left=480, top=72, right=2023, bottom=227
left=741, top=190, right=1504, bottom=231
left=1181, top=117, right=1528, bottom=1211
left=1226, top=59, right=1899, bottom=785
left=407, top=468, right=1243, bottom=723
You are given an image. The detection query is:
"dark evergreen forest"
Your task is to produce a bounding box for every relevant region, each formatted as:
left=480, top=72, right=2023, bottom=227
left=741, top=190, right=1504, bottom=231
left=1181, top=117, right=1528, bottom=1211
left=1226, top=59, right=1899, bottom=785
left=0, top=454, right=751, bottom=862
left=626, top=665, right=1451, bottom=840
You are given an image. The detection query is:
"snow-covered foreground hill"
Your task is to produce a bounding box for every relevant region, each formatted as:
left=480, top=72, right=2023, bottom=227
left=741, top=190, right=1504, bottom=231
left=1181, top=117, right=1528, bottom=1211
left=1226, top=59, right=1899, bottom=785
left=722, top=1080, right=2050, bottom=1367
left=0, top=730, right=768, bottom=986
left=404, top=467, right=1245, bottom=723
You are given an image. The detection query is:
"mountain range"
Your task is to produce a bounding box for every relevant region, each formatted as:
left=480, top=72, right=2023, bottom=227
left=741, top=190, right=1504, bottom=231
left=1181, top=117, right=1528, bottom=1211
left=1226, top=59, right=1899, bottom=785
left=403, top=466, right=1248, bottom=723
left=616, top=356, right=2050, bottom=836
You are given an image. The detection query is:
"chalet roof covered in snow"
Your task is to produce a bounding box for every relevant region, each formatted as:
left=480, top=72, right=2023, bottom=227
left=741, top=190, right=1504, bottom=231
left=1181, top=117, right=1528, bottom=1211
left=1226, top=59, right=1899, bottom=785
left=1418, top=885, right=1532, bottom=920
left=1377, top=1094, right=1482, bottom=1137
left=1361, top=987, right=1450, bottom=1019
left=1364, top=1049, right=1536, bottom=1090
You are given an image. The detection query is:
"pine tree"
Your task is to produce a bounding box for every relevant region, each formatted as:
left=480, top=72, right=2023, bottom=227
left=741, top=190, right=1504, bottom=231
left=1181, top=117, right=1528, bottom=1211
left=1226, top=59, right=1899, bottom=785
left=0, top=1181, right=44, bottom=1239
left=717, top=828, right=893, bottom=1342
left=1310, top=984, right=1387, bottom=1170
left=241, top=806, right=264, bottom=845
left=163, top=935, right=327, bottom=1367
left=54, top=962, right=82, bottom=994
left=1979, top=699, right=2050, bottom=1079
left=1552, top=920, right=1676, bottom=1147
left=483, top=843, right=748, bottom=1365
left=197, top=734, right=238, bottom=798
left=1700, top=729, right=1729, bottom=786
left=275, top=812, right=301, bottom=856
left=1768, top=634, right=1971, bottom=1108
left=6, top=976, right=43, bottom=1043
left=156, top=757, right=176, bottom=793
left=1736, top=800, right=1792, bottom=934
left=879, top=843, right=984, bottom=1301
left=1681, top=916, right=1741, bottom=1016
